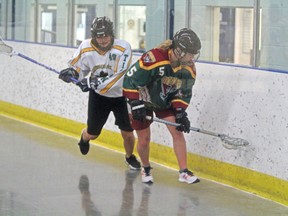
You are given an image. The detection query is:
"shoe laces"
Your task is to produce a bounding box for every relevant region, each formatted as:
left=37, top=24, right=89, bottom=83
left=128, top=154, right=136, bottom=160
left=143, top=166, right=152, bottom=176
left=126, top=154, right=138, bottom=163
left=180, top=168, right=194, bottom=176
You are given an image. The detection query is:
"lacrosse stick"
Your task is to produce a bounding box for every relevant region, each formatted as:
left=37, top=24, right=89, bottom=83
left=146, top=116, right=249, bottom=149
left=0, top=36, right=78, bottom=83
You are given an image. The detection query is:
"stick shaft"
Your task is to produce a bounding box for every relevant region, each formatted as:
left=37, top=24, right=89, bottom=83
left=16, top=52, right=78, bottom=83
left=146, top=116, right=249, bottom=148
left=17, top=52, right=60, bottom=74
left=146, top=116, right=220, bottom=138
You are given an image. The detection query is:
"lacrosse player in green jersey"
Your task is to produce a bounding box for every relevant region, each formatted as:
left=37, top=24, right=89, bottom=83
left=123, top=28, right=201, bottom=184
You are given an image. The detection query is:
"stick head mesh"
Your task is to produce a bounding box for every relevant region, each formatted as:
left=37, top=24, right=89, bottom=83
left=0, top=37, right=13, bottom=55
left=219, top=134, right=250, bottom=150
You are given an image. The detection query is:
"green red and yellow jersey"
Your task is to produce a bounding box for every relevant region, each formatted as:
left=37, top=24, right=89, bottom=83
left=123, top=48, right=196, bottom=111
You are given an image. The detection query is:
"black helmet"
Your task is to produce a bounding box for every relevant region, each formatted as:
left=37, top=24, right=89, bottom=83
left=91, top=16, right=114, bottom=38
left=173, top=28, right=201, bottom=55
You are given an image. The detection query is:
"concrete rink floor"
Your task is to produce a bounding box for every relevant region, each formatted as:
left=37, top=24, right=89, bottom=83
left=0, top=115, right=288, bottom=216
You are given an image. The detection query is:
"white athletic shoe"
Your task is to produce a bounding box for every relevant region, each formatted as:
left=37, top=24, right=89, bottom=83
left=179, top=169, right=200, bottom=184
left=141, top=166, right=153, bottom=184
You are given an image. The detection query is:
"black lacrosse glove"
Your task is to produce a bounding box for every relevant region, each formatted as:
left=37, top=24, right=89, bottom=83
left=59, top=68, right=79, bottom=83
left=174, top=108, right=190, bottom=133
left=76, top=76, right=99, bottom=92
left=129, top=100, right=146, bottom=122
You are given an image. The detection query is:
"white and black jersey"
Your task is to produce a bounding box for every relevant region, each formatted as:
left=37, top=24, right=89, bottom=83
left=68, top=38, right=132, bottom=98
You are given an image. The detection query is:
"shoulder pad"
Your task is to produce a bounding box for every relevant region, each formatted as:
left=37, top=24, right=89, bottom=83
left=140, top=48, right=169, bottom=67
left=181, top=64, right=197, bottom=79
left=112, top=39, right=131, bottom=53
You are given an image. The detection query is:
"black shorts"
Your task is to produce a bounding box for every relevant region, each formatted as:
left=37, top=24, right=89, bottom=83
left=87, top=91, right=133, bottom=135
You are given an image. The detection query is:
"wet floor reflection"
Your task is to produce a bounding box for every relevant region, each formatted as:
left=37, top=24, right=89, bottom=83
left=78, top=175, right=102, bottom=216
left=78, top=171, right=152, bottom=216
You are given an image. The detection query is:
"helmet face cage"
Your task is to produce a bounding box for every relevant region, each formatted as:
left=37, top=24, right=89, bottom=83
left=172, top=28, right=201, bottom=65
left=91, top=16, right=114, bottom=38
left=173, top=47, right=200, bottom=66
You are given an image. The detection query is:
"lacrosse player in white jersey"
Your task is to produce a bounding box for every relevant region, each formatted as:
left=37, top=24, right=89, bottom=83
left=58, top=16, right=141, bottom=170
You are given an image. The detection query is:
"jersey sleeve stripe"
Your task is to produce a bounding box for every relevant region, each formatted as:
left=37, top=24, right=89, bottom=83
left=183, top=65, right=196, bottom=79
left=139, top=60, right=170, bottom=70
left=99, top=71, right=126, bottom=94
left=171, top=99, right=189, bottom=109
left=113, top=45, right=126, bottom=52
left=122, top=88, right=139, bottom=99
left=114, top=56, right=120, bottom=73
left=70, top=47, right=95, bottom=65
left=123, top=88, right=139, bottom=93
